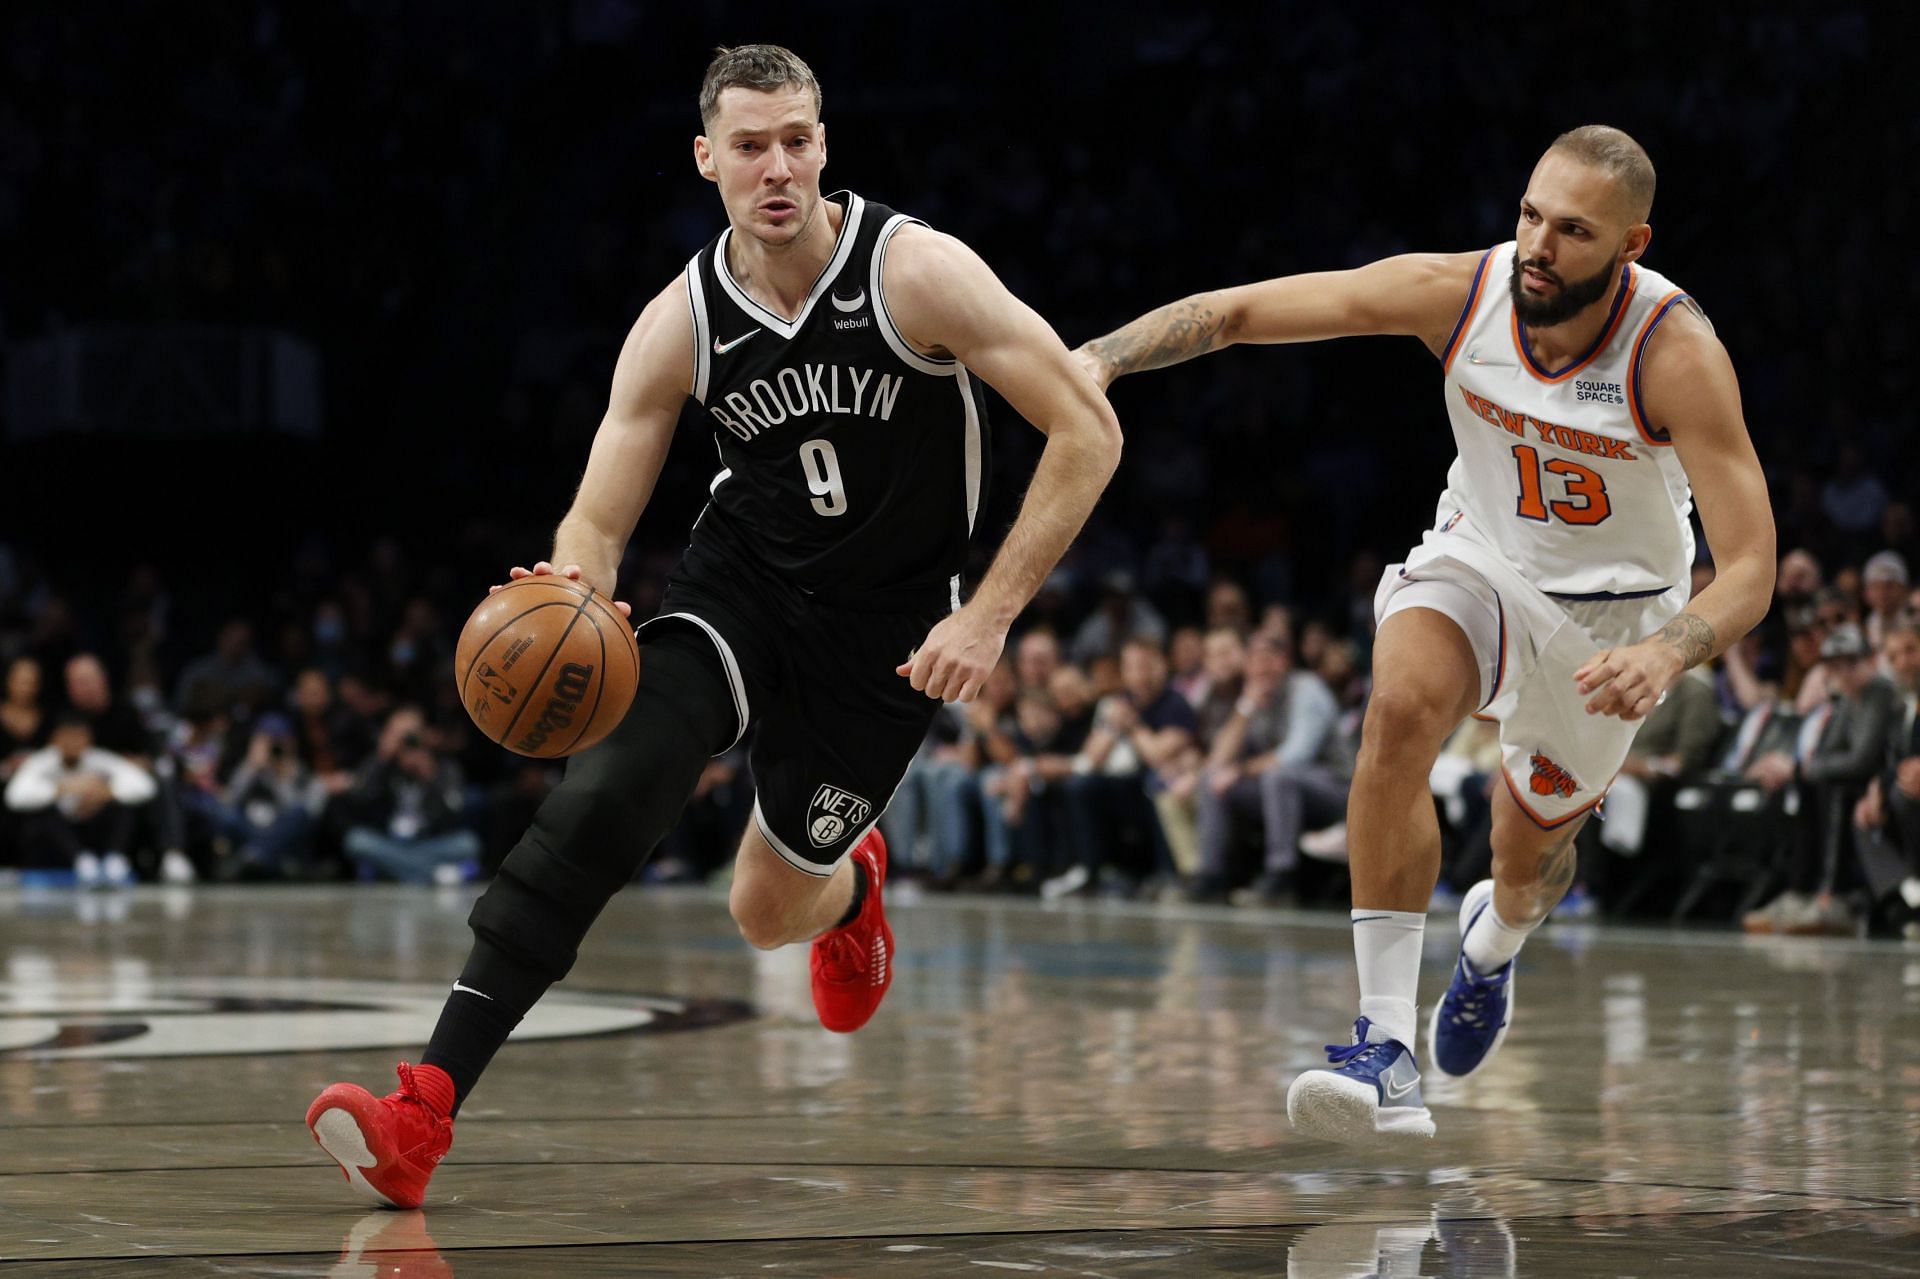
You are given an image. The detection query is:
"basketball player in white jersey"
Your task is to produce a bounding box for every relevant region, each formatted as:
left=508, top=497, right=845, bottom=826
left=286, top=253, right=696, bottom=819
left=1075, top=126, right=1774, bottom=1143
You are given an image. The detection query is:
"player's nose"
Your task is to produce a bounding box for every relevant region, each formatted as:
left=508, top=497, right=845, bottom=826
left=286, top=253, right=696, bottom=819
left=763, top=147, right=793, bottom=183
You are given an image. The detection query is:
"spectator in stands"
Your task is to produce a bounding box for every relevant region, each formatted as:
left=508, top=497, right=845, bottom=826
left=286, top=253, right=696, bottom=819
left=1863, top=551, right=1911, bottom=651
left=1821, top=444, right=1890, bottom=547
left=1153, top=627, right=1248, bottom=881
left=173, top=619, right=278, bottom=721
left=978, top=687, right=1086, bottom=891
left=1013, top=629, right=1062, bottom=694
left=1204, top=579, right=1252, bottom=634
left=1744, top=624, right=1901, bottom=935
left=884, top=703, right=981, bottom=881
left=1069, top=570, right=1168, bottom=666
left=289, top=668, right=370, bottom=794
left=1, top=656, right=48, bottom=780
left=65, top=654, right=152, bottom=760
left=339, top=706, right=481, bottom=885
left=1167, top=626, right=1206, bottom=706
left=210, top=713, right=324, bottom=879
left=1853, top=621, right=1920, bottom=937
left=4, top=714, right=156, bottom=886
left=1190, top=631, right=1342, bottom=905
left=1045, top=637, right=1195, bottom=899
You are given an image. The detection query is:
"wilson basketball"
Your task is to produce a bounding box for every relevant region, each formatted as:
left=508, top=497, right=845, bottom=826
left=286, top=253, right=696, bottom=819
left=454, top=576, right=639, bottom=758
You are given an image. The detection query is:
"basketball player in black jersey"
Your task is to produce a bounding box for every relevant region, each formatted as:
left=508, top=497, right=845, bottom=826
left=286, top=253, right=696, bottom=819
left=303, top=45, right=1122, bottom=1209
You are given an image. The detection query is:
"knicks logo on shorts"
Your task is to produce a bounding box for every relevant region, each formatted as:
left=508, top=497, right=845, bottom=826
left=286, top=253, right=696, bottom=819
left=1528, top=752, right=1579, bottom=799
left=807, top=784, right=874, bottom=848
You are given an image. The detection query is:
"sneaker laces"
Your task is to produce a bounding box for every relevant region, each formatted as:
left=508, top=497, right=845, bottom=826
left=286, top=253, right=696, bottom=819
left=1324, top=1038, right=1391, bottom=1067
left=1445, top=961, right=1503, bottom=1027
left=816, top=930, right=869, bottom=983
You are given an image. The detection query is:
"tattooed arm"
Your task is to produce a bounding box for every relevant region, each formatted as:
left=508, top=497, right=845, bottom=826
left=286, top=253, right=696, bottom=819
left=1076, top=252, right=1485, bottom=390
left=1575, top=305, right=1775, bottom=721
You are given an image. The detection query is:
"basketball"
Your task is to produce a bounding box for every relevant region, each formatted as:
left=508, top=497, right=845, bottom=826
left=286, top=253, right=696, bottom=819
left=454, top=576, right=639, bottom=758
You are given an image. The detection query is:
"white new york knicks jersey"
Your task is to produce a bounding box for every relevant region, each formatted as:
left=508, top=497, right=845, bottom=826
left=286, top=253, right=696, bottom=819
left=1434, top=242, right=1699, bottom=599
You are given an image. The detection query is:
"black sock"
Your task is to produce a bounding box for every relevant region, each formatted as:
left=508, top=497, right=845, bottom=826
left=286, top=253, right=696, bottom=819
left=832, top=858, right=869, bottom=930
left=420, top=937, right=554, bottom=1115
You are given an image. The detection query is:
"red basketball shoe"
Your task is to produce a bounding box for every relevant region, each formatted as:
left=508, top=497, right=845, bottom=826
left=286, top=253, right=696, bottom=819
left=306, top=1062, right=454, bottom=1209
left=810, top=829, right=894, bottom=1033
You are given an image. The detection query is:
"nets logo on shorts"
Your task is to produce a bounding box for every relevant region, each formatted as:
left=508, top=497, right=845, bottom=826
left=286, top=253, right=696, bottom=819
left=807, top=784, right=873, bottom=848
left=1528, top=751, right=1579, bottom=799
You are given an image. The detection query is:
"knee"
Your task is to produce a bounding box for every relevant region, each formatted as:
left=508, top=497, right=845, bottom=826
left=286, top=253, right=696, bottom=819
left=1360, top=686, right=1461, bottom=762
left=729, top=888, right=799, bottom=951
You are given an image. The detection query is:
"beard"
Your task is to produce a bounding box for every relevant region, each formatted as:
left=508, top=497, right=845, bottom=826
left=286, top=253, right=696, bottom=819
left=1509, top=252, right=1619, bottom=328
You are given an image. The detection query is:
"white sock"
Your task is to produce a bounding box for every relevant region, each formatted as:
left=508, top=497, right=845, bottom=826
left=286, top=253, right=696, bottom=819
left=1463, top=899, right=1532, bottom=973
left=1351, top=908, right=1424, bottom=1048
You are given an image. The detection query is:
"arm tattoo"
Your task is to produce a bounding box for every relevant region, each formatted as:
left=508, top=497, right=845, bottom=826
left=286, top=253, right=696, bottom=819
left=1653, top=611, right=1718, bottom=670
left=1085, top=298, right=1229, bottom=380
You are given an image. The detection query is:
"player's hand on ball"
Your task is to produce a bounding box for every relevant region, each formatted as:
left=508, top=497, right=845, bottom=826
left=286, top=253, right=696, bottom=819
left=1574, top=640, right=1684, bottom=721
left=897, top=604, right=1006, bottom=703
left=487, top=561, right=632, bottom=618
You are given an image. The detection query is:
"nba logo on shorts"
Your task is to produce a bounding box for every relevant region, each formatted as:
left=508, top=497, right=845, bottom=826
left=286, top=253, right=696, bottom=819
left=807, top=784, right=873, bottom=848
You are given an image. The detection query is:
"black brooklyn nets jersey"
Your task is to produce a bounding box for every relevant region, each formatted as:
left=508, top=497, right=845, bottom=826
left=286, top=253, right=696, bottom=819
left=683, top=191, right=990, bottom=609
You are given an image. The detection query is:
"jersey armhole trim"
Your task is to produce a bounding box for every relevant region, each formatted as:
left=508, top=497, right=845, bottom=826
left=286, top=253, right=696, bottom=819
left=1626, top=290, right=1689, bottom=446
left=872, top=214, right=959, bottom=378
left=686, top=259, right=713, bottom=404
left=1440, top=247, right=1496, bottom=373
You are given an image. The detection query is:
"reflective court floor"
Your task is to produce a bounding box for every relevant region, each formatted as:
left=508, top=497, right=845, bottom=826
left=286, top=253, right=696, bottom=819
left=1, top=884, right=1917, bottom=1276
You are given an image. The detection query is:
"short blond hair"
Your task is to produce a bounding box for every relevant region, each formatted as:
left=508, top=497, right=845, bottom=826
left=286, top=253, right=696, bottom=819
left=698, top=44, right=821, bottom=130
left=1550, top=124, right=1656, bottom=223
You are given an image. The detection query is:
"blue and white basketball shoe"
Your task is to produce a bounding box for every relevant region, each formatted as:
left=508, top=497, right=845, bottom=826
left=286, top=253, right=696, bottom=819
left=1428, top=878, right=1515, bottom=1078
left=1285, top=1016, right=1435, bottom=1143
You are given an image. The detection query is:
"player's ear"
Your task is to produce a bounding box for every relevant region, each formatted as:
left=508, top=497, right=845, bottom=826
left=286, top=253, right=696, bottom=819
left=694, top=135, right=718, bottom=183
left=816, top=121, right=827, bottom=171
left=1621, top=223, right=1651, bottom=265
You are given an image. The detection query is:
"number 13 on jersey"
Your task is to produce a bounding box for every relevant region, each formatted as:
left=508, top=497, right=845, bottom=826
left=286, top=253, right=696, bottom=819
left=1511, top=444, right=1610, bottom=526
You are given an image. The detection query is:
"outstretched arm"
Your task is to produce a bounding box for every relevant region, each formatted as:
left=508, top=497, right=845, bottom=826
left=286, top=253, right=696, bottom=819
left=1576, top=308, right=1776, bottom=720
left=534, top=276, right=695, bottom=599
left=882, top=225, right=1124, bottom=702
left=1077, top=251, right=1484, bottom=389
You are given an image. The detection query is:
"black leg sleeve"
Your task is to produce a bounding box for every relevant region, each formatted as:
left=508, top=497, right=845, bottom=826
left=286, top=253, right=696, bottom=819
left=424, top=626, right=739, bottom=1107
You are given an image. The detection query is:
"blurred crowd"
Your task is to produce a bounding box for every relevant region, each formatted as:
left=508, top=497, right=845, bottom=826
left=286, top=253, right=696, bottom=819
left=3, top=531, right=1917, bottom=939
left=2, top=4, right=1917, bottom=936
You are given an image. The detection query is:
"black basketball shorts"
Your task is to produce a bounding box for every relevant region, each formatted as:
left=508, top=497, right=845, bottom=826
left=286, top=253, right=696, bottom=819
left=635, top=561, right=945, bottom=875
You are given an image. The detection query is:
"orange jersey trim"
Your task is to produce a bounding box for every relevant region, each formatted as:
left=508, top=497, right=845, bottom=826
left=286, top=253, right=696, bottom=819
left=1509, top=265, right=1638, bottom=384
left=1626, top=289, right=1690, bottom=446
left=1440, top=248, right=1496, bottom=373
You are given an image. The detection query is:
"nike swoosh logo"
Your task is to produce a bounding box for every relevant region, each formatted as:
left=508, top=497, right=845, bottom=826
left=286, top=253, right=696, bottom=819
left=831, top=289, right=866, bottom=313
left=1384, top=1073, right=1418, bottom=1100
left=713, top=329, right=761, bottom=354
left=1466, top=348, right=1516, bottom=368
left=451, top=981, right=493, bottom=1001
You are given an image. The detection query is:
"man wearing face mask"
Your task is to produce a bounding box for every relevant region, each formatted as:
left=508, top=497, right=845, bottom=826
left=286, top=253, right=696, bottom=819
left=1078, top=126, right=1774, bottom=1144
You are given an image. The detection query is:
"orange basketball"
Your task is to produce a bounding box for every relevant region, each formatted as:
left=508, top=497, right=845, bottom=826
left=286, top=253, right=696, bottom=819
left=454, top=576, right=639, bottom=758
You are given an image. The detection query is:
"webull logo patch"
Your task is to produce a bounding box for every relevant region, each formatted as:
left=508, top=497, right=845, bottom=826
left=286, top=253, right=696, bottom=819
left=513, top=662, right=594, bottom=753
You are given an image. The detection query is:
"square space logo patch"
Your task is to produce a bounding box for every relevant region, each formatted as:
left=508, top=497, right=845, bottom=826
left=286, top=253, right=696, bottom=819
left=807, top=784, right=873, bottom=848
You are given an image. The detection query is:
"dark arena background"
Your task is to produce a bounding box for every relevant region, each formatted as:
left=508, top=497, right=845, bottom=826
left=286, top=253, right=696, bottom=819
left=3, top=3, right=1917, bottom=1275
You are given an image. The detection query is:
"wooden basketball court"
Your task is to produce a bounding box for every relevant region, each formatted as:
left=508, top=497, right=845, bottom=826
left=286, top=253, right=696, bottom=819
left=2, top=884, right=1913, bottom=1275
